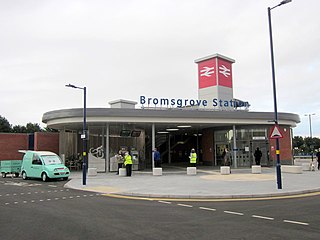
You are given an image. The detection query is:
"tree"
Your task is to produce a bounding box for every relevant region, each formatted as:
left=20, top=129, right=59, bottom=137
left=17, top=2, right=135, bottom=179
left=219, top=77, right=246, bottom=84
left=0, top=115, right=12, bottom=132
left=25, top=123, right=43, bottom=133
left=12, top=125, right=27, bottom=133
left=292, top=136, right=304, bottom=149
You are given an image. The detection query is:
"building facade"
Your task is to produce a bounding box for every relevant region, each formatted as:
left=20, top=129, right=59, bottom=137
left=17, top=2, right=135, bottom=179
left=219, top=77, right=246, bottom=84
left=42, top=54, right=300, bottom=172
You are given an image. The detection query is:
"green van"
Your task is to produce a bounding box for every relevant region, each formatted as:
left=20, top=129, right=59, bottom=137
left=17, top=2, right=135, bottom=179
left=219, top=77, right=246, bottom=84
left=21, top=151, right=70, bottom=182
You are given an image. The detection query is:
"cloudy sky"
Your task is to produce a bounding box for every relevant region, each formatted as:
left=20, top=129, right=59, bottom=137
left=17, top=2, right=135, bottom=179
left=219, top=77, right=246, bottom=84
left=0, top=0, right=319, bottom=137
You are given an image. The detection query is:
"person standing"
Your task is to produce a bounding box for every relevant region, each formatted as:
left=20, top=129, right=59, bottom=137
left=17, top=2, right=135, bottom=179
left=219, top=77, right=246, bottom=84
left=124, top=151, right=133, bottom=177
left=153, top=148, right=161, bottom=168
left=189, top=148, right=197, bottom=167
left=254, top=147, right=262, bottom=165
left=222, top=148, right=231, bottom=166
left=116, top=148, right=126, bottom=174
left=316, top=151, right=320, bottom=170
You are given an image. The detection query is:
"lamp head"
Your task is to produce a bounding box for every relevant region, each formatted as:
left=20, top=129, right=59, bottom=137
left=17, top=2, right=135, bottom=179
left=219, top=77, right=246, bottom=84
left=279, top=0, right=292, bottom=6
left=65, top=84, right=77, bottom=88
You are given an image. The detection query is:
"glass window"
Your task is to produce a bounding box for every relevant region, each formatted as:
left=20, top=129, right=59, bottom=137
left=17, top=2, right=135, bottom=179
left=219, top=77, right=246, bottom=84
left=42, top=155, right=62, bottom=165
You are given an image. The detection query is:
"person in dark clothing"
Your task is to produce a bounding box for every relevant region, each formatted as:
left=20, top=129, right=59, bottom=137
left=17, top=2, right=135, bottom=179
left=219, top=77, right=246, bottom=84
left=153, top=148, right=161, bottom=168
left=316, top=151, right=320, bottom=170
left=254, top=147, right=262, bottom=165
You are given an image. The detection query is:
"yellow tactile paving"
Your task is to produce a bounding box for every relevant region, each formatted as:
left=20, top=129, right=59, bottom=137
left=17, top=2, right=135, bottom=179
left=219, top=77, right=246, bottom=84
left=200, top=173, right=275, bottom=181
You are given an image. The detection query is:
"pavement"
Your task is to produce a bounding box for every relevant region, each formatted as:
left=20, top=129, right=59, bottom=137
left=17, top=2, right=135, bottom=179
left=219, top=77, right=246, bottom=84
left=64, top=166, right=320, bottom=200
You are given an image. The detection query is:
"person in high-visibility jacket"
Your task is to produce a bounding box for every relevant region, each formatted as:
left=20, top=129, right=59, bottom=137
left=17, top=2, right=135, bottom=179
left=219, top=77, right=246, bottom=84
left=189, top=148, right=197, bottom=167
left=124, top=151, right=133, bottom=176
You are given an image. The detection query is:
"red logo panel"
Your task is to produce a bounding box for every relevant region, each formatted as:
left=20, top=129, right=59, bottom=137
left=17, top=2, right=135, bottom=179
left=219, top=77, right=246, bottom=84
left=198, top=58, right=217, bottom=89
left=217, top=59, right=232, bottom=88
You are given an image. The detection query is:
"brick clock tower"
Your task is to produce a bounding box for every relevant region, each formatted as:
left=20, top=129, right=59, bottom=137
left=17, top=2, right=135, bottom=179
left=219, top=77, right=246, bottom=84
left=195, top=54, right=235, bottom=109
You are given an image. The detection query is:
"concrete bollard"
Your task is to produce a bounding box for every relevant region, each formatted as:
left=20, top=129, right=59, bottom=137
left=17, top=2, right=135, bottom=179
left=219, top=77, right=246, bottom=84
left=187, top=167, right=197, bottom=175
left=153, top=167, right=162, bottom=176
left=119, top=168, right=127, bottom=176
left=220, top=166, right=230, bottom=175
left=88, top=168, right=97, bottom=176
left=252, top=165, right=262, bottom=174
left=301, top=163, right=310, bottom=171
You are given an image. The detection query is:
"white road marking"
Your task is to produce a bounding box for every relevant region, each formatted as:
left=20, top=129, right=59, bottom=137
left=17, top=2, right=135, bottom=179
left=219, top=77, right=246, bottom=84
left=62, top=197, right=66, bottom=199
left=252, top=215, right=274, bottom=221
left=23, top=201, right=27, bottom=203
left=55, top=198, right=59, bottom=200
left=224, top=211, right=244, bottom=216
left=158, top=201, right=172, bottom=204
left=283, top=220, right=309, bottom=226
left=14, top=202, right=18, bottom=204
left=5, top=203, right=9, bottom=205
left=199, top=207, right=216, bottom=211
left=48, top=185, right=57, bottom=188
left=40, top=200, right=44, bottom=202
left=47, top=199, right=51, bottom=201
left=177, top=204, right=193, bottom=208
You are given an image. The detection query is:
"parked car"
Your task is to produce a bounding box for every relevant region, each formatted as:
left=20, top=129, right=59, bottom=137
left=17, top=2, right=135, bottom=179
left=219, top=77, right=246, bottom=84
left=20, top=151, right=70, bottom=182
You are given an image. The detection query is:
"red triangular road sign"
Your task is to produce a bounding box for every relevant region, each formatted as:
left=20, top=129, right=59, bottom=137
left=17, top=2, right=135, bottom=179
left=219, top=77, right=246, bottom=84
left=269, top=125, right=283, bottom=139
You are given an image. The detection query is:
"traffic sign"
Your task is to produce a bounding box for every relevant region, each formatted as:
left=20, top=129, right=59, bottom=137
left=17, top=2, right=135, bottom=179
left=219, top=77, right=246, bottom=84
left=269, top=125, right=283, bottom=139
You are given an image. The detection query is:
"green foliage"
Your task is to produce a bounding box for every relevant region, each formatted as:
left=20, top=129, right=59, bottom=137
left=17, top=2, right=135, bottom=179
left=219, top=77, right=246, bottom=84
left=0, top=115, right=12, bottom=132
left=0, top=115, right=55, bottom=133
left=293, top=136, right=320, bottom=155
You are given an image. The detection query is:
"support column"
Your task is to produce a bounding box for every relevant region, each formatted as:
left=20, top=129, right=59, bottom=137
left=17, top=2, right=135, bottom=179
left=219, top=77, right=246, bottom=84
left=152, top=123, right=155, bottom=169
left=168, top=133, right=171, bottom=164
left=233, top=125, right=237, bottom=168
left=106, top=123, right=110, bottom=172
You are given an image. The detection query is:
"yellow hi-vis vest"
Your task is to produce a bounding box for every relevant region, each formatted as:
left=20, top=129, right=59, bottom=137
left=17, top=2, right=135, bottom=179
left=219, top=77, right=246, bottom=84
left=190, top=153, right=197, bottom=163
left=124, top=155, right=133, bottom=166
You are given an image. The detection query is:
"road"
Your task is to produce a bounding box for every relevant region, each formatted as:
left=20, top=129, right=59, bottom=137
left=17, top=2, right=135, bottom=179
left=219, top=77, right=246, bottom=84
left=0, top=177, right=319, bottom=240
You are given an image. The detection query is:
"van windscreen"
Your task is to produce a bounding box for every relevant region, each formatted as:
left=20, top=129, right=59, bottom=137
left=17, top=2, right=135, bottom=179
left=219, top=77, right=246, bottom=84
left=42, top=155, right=62, bottom=165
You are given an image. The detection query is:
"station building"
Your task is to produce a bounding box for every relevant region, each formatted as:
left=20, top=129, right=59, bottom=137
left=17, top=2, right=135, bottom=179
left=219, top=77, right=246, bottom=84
left=42, top=54, right=300, bottom=172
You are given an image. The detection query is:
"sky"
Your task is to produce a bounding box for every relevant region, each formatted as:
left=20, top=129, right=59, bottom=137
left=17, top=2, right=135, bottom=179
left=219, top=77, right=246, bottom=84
left=0, top=0, right=319, bottom=137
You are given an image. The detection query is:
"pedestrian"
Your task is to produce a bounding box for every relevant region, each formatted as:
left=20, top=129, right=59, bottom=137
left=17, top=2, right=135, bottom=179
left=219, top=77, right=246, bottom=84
left=124, top=151, right=133, bottom=176
left=316, top=151, right=320, bottom=170
left=189, top=148, right=197, bottom=167
left=116, top=148, right=125, bottom=174
left=254, top=147, right=262, bottom=165
left=153, top=148, right=161, bottom=168
left=222, top=148, right=231, bottom=167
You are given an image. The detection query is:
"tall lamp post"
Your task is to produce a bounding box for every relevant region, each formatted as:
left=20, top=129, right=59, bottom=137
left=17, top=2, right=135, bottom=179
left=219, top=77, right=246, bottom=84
left=305, top=113, right=315, bottom=161
left=65, top=84, right=87, bottom=185
left=268, top=0, right=292, bottom=189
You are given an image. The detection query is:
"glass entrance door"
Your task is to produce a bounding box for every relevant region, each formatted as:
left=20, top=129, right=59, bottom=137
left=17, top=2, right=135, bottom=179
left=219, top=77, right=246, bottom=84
left=251, top=140, right=269, bottom=166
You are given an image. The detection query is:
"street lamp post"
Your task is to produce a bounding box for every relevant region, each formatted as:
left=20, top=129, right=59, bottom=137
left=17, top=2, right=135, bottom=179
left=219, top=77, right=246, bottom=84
left=305, top=113, right=316, bottom=162
left=65, top=84, right=87, bottom=185
left=268, top=0, right=292, bottom=189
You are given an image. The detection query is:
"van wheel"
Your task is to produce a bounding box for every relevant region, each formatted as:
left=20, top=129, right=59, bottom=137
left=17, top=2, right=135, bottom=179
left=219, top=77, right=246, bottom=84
left=22, top=171, right=28, bottom=180
left=15, top=173, right=19, bottom=178
left=42, top=173, right=48, bottom=182
left=2, top=172, right=6, bottom=178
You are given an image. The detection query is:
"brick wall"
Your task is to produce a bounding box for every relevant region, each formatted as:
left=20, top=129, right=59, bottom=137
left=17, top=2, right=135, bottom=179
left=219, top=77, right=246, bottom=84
left=202, top=128, right=214, bottom=165
left=0, top=133, right=28, bottom=160
left=34, top=132, right=59, bottom=154
left=0, top=132, right=60, bottom=160
left=268, top=125, right=292, bottom=164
